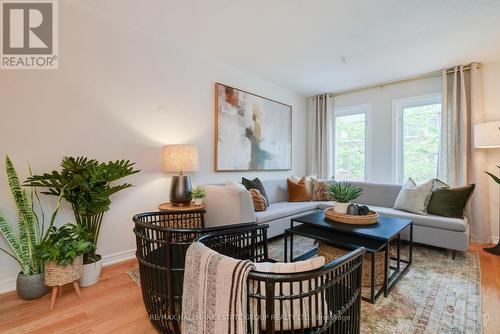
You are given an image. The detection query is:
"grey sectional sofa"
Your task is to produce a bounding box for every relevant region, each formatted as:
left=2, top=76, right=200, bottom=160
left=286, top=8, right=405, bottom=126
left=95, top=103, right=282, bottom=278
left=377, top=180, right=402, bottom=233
left=204, top=179, right=469, bottom=252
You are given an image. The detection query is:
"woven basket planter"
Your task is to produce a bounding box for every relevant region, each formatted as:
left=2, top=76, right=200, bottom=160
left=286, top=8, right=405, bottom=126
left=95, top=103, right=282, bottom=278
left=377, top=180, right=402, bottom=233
left=317, top=242, right=385, bottom=287
left=44, top=255, right=83, bottom=287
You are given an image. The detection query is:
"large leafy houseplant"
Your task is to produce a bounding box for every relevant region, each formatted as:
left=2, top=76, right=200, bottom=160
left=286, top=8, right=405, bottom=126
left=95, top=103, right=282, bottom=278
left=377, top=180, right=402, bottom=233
left=25, top=157, right=139, bottom=264
left=0, top=156, right=62, bottom=299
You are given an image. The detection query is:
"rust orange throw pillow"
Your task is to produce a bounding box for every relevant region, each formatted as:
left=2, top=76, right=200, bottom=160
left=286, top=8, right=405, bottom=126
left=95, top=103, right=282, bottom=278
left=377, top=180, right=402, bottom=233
left=250, top=188, right=268, bottom=211
left=287, top=177, right=311, bottom=202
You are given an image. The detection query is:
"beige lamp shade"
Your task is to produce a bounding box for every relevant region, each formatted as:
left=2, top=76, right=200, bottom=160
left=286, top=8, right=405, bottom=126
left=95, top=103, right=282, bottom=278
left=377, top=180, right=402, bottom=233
left=474, top=121, right=500, bottom=148
left=162, top=145, right=199, bottom=173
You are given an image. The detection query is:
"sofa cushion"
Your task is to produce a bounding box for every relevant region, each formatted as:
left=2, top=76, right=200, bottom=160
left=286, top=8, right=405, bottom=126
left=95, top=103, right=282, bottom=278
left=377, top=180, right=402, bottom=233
left=317, top=202, right=467, bottom=232
left=367, top=205, right=467, bottom=232
left=249, top=189, right=267, bottom=212
left=349, top=182, right=402, bottom=208
left=317, top=201, right=335, bottom=210
left=311, top=178, right=334, bottom=201
left=242, top=177, right=270, bottom=205
left=255, top=202, right=319, bottom=223
left=287, top=177, right=311, bottom=202
left=427, top=184, right=475, bottom=218
left=260, top=179, right=288, bottom=204
left=393, top=178, right=434, bottom=215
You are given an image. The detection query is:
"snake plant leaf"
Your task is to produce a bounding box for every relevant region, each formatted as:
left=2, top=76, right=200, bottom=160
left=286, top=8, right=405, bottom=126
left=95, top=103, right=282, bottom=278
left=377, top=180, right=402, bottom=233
left=0, top=216, right=25, bottom=270
left=5, top=156, right=39, bottom=272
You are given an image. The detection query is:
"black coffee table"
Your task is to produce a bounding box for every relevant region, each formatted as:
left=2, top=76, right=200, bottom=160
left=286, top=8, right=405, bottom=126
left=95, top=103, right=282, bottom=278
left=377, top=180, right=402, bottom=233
left=284, top=211, right=413, bottom=303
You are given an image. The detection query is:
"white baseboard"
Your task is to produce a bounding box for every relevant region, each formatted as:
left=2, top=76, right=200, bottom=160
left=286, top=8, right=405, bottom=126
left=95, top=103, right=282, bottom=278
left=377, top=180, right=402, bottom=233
left=0, top=277, right=17, bottom=295
left=0, top=248, right=137, bottom=295
left=493, top=236, right=499, bottom=244
left=102, top=248, right=136, bottom=267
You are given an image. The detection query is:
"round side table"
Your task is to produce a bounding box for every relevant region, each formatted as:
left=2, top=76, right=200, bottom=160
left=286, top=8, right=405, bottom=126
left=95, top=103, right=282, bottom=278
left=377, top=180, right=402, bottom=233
left=158, top=203, right=206, bottom=212
left=157, top=203, right=206, bottom=228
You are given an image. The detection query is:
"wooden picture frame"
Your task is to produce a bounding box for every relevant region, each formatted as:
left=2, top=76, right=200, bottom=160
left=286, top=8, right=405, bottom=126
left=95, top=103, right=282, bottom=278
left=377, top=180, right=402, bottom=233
left=214, top=83, right=292, bottom=172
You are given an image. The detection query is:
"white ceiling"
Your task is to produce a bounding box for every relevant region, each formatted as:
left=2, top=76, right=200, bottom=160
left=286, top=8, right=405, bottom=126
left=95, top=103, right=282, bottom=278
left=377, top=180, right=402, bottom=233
left=80, top=0, right=500, bottom=96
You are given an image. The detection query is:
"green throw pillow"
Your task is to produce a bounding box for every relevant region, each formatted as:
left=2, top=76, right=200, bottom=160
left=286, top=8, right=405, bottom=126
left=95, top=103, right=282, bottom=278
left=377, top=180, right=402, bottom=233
left=427, top=184, right=475, bottom=218
left=242, top=177, right=269, bottom=205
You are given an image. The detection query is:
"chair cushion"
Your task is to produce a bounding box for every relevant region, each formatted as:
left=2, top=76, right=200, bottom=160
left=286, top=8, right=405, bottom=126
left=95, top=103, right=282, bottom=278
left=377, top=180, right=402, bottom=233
left=368, top=205, right=467, bottom=232
left=255, top=202, right=319, bottom=223
left=252, top=257, right=326, bottom=331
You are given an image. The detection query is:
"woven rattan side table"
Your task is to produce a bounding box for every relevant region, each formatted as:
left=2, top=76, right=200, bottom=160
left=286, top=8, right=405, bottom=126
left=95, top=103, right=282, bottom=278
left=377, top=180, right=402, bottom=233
left=157, top=202, right=206, bottom=228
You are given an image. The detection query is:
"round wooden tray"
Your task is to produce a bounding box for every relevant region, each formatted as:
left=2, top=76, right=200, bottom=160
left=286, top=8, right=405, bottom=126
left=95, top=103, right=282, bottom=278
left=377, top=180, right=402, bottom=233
left=324, top=207, right=379, bottom=225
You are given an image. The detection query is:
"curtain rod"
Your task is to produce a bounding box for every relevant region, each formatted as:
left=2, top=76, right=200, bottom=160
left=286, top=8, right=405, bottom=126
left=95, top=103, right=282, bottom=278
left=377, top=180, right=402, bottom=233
left=325, top=63, right=481, bottom=98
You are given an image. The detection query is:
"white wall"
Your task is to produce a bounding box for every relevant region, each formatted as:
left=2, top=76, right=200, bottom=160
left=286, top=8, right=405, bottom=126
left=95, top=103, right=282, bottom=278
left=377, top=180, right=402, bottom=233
left=0, top=2, right=307, bottom=292
left=332, top=76, right=442, bottom=183
left=482, top=62, right=500, bottom=243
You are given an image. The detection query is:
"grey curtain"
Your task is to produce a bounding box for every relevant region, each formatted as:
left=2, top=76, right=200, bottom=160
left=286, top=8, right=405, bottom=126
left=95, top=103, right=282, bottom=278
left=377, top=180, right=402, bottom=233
left=438, top=64, right=492, bottom=243
left=307, top=94, right=334, bottom=178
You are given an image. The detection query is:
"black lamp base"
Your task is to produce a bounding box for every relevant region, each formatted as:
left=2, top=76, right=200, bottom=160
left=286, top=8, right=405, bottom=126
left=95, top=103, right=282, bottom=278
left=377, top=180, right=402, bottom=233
left=484, top=241, right=500, bottom=255
left=170, top=175, right=192, bottom=206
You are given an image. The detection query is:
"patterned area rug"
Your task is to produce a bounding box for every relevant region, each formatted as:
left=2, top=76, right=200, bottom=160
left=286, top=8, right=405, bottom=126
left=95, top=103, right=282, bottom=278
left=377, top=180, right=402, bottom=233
left=127, top=236, right=482, bottom=334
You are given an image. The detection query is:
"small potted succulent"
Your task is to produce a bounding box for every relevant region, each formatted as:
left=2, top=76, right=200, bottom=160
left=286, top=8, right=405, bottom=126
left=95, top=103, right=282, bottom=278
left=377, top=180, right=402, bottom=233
left=327, top=181, right=363, bottom=214
left=191, top=186, right=206, bottom=206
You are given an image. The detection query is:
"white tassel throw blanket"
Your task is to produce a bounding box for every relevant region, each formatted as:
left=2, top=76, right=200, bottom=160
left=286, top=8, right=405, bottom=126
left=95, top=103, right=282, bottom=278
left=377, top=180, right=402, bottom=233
left=182, top=242, right=255, bottom=334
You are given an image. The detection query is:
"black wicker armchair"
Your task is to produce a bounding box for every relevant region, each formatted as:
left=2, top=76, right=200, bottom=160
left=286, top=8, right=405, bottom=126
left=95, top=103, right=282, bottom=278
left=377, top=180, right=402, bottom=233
left=133, top=211, right=258, bottom=334
left=197, top=224, right=365, bottom=334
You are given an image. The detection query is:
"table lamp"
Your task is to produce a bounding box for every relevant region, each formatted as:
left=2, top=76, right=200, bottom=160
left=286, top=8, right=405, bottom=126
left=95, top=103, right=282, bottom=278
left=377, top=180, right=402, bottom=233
left=162, top=145, right=199, bottom=206
left=474, top=121, right=500, bottom=255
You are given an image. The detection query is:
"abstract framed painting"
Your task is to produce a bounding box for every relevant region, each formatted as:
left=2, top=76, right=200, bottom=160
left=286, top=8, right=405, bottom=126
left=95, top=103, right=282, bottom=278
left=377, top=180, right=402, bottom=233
left=215, top=83, right=292, bottom=171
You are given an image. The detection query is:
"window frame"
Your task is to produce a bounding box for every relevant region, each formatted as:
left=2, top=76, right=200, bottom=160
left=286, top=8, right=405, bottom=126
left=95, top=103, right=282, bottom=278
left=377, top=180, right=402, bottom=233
left=392, top=93, right=442, bottom=184
left=333, top=103, right=372, bottom=182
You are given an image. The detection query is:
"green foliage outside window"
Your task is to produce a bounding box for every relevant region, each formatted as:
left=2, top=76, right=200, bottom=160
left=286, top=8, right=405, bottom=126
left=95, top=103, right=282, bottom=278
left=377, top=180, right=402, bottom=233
left=402, top=103, right=441, bottom=183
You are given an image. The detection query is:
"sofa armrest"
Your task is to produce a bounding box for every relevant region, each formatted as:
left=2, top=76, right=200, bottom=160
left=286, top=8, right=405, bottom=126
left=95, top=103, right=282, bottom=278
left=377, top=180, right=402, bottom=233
left=204, top=185, right=256, bottom=227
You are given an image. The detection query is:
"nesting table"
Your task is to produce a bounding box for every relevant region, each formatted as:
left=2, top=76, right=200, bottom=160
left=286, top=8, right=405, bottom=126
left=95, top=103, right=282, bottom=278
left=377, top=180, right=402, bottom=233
left=284, top=211, right=413, bottom=303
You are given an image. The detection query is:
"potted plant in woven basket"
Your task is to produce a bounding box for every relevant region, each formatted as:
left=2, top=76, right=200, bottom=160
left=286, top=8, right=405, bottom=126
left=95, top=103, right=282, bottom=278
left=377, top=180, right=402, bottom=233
left=327, top=181, right=363, bottom=213
left=0, top=156, right=63, bottom=300
left=26, top=157, right=139, bottom=287
left=37, top=223, right=94, bottom=309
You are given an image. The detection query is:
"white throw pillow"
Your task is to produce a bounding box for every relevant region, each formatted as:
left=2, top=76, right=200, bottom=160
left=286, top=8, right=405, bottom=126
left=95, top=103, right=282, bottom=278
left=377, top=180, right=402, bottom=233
left=250, top=257, right=326, bottom=331
left=394, top=178, right=434, bottom=215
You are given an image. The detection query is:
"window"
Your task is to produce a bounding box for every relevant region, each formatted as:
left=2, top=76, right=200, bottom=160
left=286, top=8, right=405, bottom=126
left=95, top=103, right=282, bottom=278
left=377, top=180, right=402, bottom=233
left=393, top=94, right=442, bottom=184
left=333, top=104, right=370, bottom=181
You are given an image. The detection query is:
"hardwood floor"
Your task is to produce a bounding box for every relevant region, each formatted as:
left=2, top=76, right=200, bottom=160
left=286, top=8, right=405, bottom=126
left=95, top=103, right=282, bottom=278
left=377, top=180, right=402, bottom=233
left=0, top=244, right=498, bottom=334
left=469, top=243, right=500, bottom=334
left=0, top=260, right=156, bottom=334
